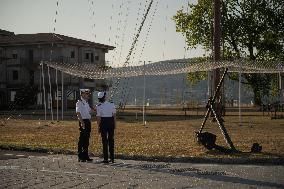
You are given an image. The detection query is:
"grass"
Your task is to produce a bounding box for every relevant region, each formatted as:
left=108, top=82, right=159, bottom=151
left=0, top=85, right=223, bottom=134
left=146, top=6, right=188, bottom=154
left=0, top=108, right=283, bottom=159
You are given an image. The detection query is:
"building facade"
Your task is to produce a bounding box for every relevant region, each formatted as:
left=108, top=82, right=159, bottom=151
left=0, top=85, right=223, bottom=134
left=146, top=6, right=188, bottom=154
left=0, top=31, right=115, bottom=110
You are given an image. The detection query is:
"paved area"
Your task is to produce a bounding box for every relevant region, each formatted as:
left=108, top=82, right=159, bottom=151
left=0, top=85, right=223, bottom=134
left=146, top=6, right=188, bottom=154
left=0, top=150, right=283, bottom=189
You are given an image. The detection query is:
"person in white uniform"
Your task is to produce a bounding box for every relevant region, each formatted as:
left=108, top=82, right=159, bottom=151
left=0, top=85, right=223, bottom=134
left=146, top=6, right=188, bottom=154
left=96, top=91, right=116, bottom=163
left=76, top=89, right=93, bottom=162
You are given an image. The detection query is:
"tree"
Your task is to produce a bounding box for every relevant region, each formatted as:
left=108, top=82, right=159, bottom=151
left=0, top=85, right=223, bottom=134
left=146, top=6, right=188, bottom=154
left=173, top=0, right=284, bottom=105
left=14, top=85, right=38, bottom=109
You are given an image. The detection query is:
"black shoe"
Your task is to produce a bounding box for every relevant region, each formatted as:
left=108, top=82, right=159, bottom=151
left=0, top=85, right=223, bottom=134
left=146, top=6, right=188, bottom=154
left=110, top=159, right=115, bottom=163
left=102, top=160, right=109, bottom=164
left=86, top=158, right=93, bottom=162
left=78, top=158, right=86, bottom=162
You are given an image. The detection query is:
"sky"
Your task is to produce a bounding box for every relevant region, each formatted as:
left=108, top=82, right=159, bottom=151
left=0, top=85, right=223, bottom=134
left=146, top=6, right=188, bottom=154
left=0, top=0, right=203, bottom=67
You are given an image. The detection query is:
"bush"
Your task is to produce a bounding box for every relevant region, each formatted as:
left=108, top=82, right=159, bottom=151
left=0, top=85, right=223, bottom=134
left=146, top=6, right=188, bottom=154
left=14, top=85, right=38, bottom=109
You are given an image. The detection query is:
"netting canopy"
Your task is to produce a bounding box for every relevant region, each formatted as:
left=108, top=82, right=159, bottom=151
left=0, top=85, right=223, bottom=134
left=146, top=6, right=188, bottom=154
left=42, top=59, right=284, bottom=79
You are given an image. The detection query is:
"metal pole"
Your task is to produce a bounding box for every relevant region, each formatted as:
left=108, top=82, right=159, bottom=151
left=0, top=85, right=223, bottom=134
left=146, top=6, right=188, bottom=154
left=199, top=68, right=228, bottom=133
left=279, top=73, right=283, bottom=116
left=41, top=63, right=47, bottom=120
left=47, top=66, right=54, bottom=121
left=239, top=62, right=242, bottom=126
left=143, top=61, right=146, bottom=126
left=61, top=71, right=64, bottom=120
left=56, top=69, right=58, bottom=121
left=207, top=71, right=211, bottom=98
left=280, top=73, right=282, bottom=90
left=135, top=77, right=138, bottom=120
left=39, top=63, right=42, bottom=106
left=279, top=72, right=282, bottom=103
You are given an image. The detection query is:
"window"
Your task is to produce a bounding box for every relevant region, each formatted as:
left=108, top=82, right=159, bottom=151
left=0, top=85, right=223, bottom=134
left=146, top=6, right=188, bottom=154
left=12, top=70, right=18, bottom=80
left=91, top=53, right=94, bottom=62
left=12, top=53, right=17, bottom=59
left=29, top=71, right=34, bottom=85
left=10, top=91, right=16, bottom=102
left=94, top=52, right=99, bottom=61
left=95, top=55, right=99, bottom=61
left=71, top=51, right=75, bottom=58
left=85, top=53, right=89, bottom=59
left=84, top=78, right=93, bottom=82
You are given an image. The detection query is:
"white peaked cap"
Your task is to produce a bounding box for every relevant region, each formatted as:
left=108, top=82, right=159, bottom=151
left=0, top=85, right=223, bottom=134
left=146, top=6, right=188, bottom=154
left=80, top=89, right=90, bottom=93
left=98, top=91, right=106, bottom=98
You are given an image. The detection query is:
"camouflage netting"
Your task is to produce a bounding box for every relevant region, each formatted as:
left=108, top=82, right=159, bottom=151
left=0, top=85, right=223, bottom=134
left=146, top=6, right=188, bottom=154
left=42, top=59, right=284, bottom=79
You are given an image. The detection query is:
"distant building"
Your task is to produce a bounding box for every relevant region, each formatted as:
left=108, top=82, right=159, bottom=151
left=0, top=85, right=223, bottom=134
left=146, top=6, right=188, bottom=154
left=0, top=31, right=115, bottom=109
left=0, top=29, right=15, bottom=37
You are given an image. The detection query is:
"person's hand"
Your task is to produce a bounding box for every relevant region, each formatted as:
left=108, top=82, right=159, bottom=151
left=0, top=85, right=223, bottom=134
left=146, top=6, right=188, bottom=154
left=81, top=122, right=85, bottom=129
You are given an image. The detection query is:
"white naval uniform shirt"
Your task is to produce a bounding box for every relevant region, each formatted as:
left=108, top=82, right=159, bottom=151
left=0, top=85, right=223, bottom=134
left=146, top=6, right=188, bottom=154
left=96, top=101, right=116, bottom=117
left=76, top=98, right=92, bottom=119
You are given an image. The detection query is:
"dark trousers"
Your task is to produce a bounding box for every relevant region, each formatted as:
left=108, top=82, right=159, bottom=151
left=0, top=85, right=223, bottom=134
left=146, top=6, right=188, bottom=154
left=78, top=119, right=91, bottom=159
left=100, top=117, right=115, bottom=161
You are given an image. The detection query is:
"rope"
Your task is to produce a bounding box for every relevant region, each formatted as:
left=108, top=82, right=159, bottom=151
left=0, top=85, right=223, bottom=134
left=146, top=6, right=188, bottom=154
left=109, top=0, right=155, bottom=99
left=118, top=0, right=158, bottom=110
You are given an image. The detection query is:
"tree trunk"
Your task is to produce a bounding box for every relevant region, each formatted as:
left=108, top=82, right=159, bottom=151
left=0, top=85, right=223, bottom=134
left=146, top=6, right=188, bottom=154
left=252, top=84, right=262, bottom=106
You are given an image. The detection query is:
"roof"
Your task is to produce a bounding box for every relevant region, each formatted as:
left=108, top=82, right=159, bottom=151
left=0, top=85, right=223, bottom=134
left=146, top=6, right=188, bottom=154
left=0, top=29, right=15, bottom=36
left=0, top=33, right=115, bottom=50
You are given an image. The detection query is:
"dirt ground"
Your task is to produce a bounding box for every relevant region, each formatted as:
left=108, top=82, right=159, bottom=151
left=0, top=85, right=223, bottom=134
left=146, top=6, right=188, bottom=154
left=0, top=107, right=283, bottom=158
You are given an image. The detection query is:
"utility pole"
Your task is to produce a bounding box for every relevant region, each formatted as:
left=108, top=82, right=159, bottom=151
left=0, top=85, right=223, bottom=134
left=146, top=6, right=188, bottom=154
left=213, top=0, right=221, bottom=116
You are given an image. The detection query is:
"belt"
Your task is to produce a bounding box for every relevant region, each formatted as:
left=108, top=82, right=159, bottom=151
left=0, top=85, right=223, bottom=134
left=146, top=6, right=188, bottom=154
left=101, top=117, right=114, bottom=121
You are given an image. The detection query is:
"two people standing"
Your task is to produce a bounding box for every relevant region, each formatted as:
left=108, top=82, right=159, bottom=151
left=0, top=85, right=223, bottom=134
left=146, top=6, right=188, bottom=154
left=75, top=89, right=116, bottom=163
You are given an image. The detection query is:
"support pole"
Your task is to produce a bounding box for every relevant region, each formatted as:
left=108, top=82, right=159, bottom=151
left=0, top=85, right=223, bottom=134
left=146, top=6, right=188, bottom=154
left=135, top=77, right=138, bottom=120
left=61, top=71, right=64, bottom=120
left=279, top=73, right=282, bottom=104
left=199, top=68, right=228, bottom=133
left=197, top=68, right=237, bottom=151
left=41, top=63, right=47, bottom=121
left=47, top=66, right=54, bottom=121
left=239, top=62, right=242, bottom=126
left=143, top=61, right=146, bottom=126
left=56, top=68, right=59, bottom=121
left=207, top=71, right=211, bottom=98
left=209, top=102, right=236, bottom=151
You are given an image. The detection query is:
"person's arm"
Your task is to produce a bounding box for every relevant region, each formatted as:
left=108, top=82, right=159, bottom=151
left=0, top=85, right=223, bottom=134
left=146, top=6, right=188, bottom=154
left=89, top=104, right=94, bottom=113
left=112, top=104, right=116, bottom=129
left=96, top=116, right=101, bottom=133
left=113, top=113, right=116, bottom=129
left=76, top=101, right=85, bottom=129
left=96, top=105, right=102, bottom=133
left=76, top=112, right=85, bottom=129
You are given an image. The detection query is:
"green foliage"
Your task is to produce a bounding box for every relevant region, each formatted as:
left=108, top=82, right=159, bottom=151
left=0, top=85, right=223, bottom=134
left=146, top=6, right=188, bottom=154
left=186, top=57, right=210, bottom=85
left=173, top=0, right=213, bottom=50
left=187, top=71, right=207, bottom=86
left=271, top=74, right=281, bottom=97
left=173, top=0, right=284, bottom=105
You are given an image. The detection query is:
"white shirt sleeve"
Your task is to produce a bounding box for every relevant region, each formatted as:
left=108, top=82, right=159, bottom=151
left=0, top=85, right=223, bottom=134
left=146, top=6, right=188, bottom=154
left=88, top=104, right=92, bottom=113
left=96, top=105, right=101, bottom=117
left=76, top=101, right=81, bottom=113
left=112, top=104, right=116, bottom=115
